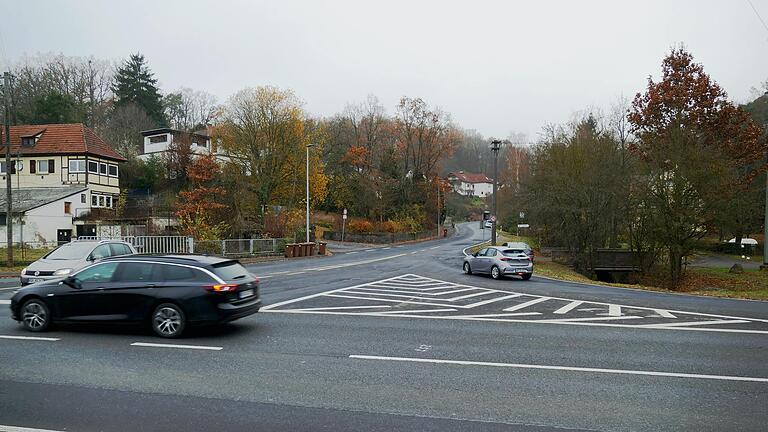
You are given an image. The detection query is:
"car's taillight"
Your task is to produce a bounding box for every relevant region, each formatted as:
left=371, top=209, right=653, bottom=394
left=205, top=284, right=238, bottom=293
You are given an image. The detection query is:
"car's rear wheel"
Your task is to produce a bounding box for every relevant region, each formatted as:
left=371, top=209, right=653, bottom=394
left=463, top=262, right=472, bottom=275
left=21, top=299, right=50, bottom=332
left=491, top=266, right=502, bottom=280
left=521, top=273, right=532, bottom=281
left=152, top=303, right=186, bottom=338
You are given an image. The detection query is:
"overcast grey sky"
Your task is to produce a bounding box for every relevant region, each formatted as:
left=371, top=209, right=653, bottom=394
left=1, top=0, right=767, bottom=140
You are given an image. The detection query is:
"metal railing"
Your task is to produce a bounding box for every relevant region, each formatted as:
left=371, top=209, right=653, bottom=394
left=75, top=235, right=285, bottom=257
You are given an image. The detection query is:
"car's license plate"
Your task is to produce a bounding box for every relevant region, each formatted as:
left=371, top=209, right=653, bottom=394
left=514, top=269, right=528, bottom=273
left=28, top=278, right=45, bottom=283
left=239, top=289, right=254, bottom=299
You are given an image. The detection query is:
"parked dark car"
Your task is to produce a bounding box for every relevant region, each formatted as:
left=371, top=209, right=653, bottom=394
left=10, top=255, right=260, bottom=338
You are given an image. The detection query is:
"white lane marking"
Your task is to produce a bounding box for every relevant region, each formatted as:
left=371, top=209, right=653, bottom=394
left=0, top=286, right=21, bottom=292
left=349, top=355, right=768, bottom=384
left=653, top=309, right=676, bottom=318
left=534, top=316, right=644, bottom=323
left=266, top=308, right=768, bottom=334
left=640, top=319, right=750, bottom=328
left=267, top=271, right=292, bottom=275
left=450, top=312, right=541, bottom=318
left=323, top=293, right=459, bottom=309
left=374, top=308, right=457, bottom=314
left=261, top=274, right=409, bottom=310
left=382, top=247, right=391, bottom=250
left=0, top=300, right=11, bottom=305
left=553, top=301, right=583, bottom=314
left=130, top=342, right=222, bottom=351
left=307, top=253, right=407, bottom=272
left=0, top=335, right=60, bottom=341
left=286, top=271, right=306, bottom=276
left=464, top=293, right=524, bottom=308
left=288, top=306, right=392, bottom=312
left=410, top=251, right=419, bottom=255
left=362, top=249, right=373, bottom=252
left=430, top=246, right=440, bottom=250
left=608, top=304, right=622, bottom=317
left=0, top=425, right=66, bottom=432
left=503, top=297, right=552, bottom=312
left=346, top=251, right=359, bottom=255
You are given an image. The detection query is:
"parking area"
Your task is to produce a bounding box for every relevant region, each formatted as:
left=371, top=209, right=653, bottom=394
left=262, top=274, right=768, bottom=334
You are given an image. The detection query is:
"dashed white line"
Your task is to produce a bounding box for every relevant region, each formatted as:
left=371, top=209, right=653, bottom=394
left=0, top=335, right=60, bottom=341
left=346, top=251, right=359, bottom=255
left=639, top=319, right=750, bottom=328
left=553, top=301, right=583, bottom=314
left=130, top=342, right=223, bottom=351
left=0, top=300, right=10, bottom=305
left=349, top=355, right=768, bottom=384
left=0, top=286, right=21, bottom=292
left=608, top=304, right=622, bottom=317
left=0, top=425, right=66, bottom=432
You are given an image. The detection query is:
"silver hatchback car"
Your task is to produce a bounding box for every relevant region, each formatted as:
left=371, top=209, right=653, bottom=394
left=463, top=245, right=533, bottom=280
left=21, top=240, right=136, bottom=286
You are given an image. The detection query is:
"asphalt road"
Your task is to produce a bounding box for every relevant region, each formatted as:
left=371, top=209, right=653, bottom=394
left=1, top=223, right=767, bottom=431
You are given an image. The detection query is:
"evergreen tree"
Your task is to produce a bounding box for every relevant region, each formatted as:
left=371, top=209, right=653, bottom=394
left=112, top=53, right=166, bottom=126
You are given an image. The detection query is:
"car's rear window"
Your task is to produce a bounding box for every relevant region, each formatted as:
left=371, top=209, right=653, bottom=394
left=212, top=261, right=251, bottom=281
left=502, top=249, right=526, bottom=256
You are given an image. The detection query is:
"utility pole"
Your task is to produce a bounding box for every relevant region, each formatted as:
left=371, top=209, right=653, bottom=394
left=436, top=182, right=440, bottom=238
left=305, top=143, right=316, bottom=244
left=3, top=72, right=13, bottom=267
left=490, top=140, right=502, bottom=245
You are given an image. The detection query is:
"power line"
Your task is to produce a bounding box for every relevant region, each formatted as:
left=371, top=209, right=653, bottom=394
left=747, top=0, right=768, bottom=34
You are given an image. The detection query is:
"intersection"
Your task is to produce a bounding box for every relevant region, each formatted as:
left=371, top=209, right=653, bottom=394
left=1, top=223, right=767, bottom=431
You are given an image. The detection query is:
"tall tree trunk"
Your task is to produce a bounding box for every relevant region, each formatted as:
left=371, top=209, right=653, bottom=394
left=669, top=246, right=683, bottom=287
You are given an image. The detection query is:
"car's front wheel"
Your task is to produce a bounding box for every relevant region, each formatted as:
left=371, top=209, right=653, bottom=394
left=21, top=299, right=51, bottom=332
left=151, top=303, right=186, bottom=338
left=491, top=266, right=502, bottom=280
left=463, top=262, right=472, bottom=275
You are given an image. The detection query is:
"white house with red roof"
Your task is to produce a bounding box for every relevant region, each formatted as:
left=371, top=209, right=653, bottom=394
left=0, top=123, right=126, bottom=244
left=447, top=171, right=494, bottom=197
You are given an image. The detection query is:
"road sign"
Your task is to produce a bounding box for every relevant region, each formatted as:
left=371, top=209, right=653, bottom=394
left=517, top=224, right=529, bottom=228
left=343, top=208, right=347, bottom=220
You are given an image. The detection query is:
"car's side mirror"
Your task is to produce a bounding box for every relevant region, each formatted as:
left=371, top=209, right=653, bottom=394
left=473, top=252, right=479, bottom=257
left=63, top=276, right=82, bottom=290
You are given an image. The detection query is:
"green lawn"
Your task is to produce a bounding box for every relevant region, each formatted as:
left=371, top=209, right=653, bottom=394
left=0, top=247, right=53, bottom=272
left=488, top=231, right=768, bottom=301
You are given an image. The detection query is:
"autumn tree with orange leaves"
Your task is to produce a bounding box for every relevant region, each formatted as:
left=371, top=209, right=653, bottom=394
left=628, top=47, right=767, bottom=285
left=175, top=154, right=229, bottom=240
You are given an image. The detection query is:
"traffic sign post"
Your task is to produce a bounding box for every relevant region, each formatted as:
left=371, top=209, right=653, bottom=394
left=342, top=208, right=347, bottom=242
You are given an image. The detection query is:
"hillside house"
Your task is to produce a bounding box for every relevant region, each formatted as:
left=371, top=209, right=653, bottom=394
left=0, top=123, right=126, bottom=244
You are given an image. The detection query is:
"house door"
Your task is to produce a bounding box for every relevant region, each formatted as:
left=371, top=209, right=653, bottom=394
left=57, top=229, right=72, bottom=245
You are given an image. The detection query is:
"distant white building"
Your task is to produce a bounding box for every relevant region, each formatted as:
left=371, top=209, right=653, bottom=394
left=140, top=128, right=230, bottom=164
left=447, top=171, right=495, bottom=197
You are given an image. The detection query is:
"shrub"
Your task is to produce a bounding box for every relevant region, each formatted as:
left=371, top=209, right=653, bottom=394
left=349, top=219, right=374, bottom=233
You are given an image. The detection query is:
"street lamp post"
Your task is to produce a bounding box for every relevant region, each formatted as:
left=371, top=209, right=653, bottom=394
left=762, top=151, right=768, bottom=270
left=490, top=140, right=502, bottom=245
left=306, top=143, right=316, bottom=244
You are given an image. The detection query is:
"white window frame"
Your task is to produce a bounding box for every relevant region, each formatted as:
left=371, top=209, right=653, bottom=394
left=38, top=160, right=50, bottom=174
left=91, top=195, right=98, bottom=206
left=88, top=161, right=99, bottom=174
left=69, top=159, right=86, bottom=173
left=107, top=164, right=118, bottom=177
left=99, top=163, right=107, bottom=175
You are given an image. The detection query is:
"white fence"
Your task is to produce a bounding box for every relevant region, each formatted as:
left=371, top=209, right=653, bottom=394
left=75, top=236, right=284, bottom=257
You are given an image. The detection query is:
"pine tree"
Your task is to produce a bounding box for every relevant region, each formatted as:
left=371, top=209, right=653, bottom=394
left=112, top=53, right=166, bottom=126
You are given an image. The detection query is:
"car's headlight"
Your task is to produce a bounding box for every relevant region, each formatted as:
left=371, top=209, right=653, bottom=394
left=54, top=268, right=72, bottom=276
left=20, top=267, right=26, bottom=276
